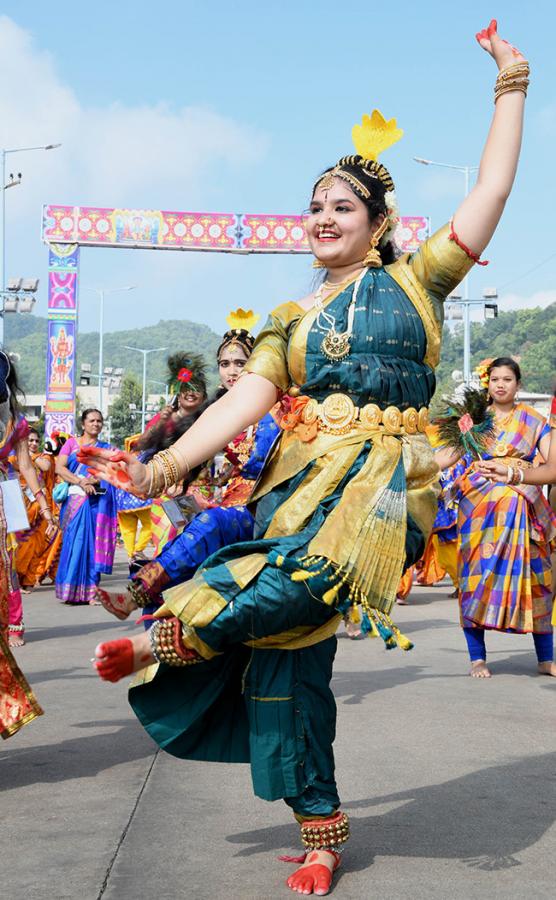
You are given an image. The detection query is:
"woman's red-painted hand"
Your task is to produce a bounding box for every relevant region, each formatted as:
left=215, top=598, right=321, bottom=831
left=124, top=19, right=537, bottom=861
left=475, top=19, right=527, bottom=69
left=77, top=446, right=149, bottom=496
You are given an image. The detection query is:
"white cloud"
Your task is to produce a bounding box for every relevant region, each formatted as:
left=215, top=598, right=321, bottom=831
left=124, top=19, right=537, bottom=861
left=0, top=15, right=268, bottom=216
left=498, top=290, right=556, bottom=312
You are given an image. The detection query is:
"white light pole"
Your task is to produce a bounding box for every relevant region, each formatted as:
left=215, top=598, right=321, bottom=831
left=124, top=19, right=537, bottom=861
left=149, top=379, right=170, bottom=403
left=414, top=157, right=479, bottom=382
left=83, top=285, right=136, bottom=414
left=0, top=142, right=62, bottom=348
left=124, top=346, right=167, bottom=432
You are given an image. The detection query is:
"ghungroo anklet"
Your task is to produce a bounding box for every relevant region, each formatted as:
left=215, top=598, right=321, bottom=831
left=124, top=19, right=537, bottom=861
left=149, top=618, right=202, bottom=667
left=300, top=811, right=350, bottom=851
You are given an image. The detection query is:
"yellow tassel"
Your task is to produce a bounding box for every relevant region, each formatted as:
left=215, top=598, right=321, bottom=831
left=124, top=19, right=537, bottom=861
left=389, top=622, right=414, bottom=651
left=323, top=583, right=341, bottom=605
left=349, top=604, right=361, bottom=624
left=275, top=555, right=285, bottom=567
left=291, top=570, right=315, bottom=582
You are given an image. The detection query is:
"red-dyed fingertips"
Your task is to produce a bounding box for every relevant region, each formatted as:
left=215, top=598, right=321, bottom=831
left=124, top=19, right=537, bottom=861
left=487, top=19, right=497, bottom=36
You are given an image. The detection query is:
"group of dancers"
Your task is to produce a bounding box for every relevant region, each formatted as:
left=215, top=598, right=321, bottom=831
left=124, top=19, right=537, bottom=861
left=0, top=20, right=548, bottom=896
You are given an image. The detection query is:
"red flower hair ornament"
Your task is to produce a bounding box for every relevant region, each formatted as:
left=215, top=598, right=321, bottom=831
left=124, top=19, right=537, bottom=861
left=177, top=368, right=193, bottom=384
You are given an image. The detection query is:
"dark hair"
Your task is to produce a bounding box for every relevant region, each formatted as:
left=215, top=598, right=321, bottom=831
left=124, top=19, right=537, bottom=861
left=28, top=428, right=40, bottom=439
left=487, top=357, right=522, bottom=382
left=5, top=355, right=25, bottom=419
left=312, top=159, right=398, bottom=266
left=81, top=407, right=103, bottom=425
left=216, top=330, right=254, bottom=362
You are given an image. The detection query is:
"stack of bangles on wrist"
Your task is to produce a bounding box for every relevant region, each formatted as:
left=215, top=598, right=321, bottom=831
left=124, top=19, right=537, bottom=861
left=149, top=618, right=202, bottom=666
left=145, top=446, right=191, bottom=497
left=506, top=466, right=525, bottom=486
left=34, top=487, right=53, bottom=520
left=494, top=62, right=530, bottom=103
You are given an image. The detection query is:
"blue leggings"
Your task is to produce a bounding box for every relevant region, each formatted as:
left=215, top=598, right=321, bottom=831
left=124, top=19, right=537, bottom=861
left=463, top=626, right=554, bottom=663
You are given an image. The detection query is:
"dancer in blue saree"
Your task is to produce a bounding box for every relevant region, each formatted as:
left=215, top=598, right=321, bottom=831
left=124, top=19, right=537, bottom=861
left=87, top=23, right=529, bottom=895
left=55, top=409, right=117, bottom=605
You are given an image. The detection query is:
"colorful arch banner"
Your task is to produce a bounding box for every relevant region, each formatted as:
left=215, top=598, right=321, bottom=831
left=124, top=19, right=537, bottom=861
left=42, top=204, right=430, bottom=436
left=42, top=205, right=429, bottom=254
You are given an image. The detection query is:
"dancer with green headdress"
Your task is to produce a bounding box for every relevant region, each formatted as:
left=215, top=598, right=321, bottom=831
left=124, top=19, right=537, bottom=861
left=85, top=21, right=529, bottom=894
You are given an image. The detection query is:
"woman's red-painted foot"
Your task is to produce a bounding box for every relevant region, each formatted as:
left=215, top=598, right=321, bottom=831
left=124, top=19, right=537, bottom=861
left=94, top=632, right=154, bottom=682
left=286, top=850, right=340, bottom=896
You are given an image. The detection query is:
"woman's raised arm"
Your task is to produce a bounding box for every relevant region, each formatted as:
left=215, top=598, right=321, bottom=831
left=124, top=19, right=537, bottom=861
left=451, top=20, right=528, bottom=257
left=85, top=373, right=279, bottom=494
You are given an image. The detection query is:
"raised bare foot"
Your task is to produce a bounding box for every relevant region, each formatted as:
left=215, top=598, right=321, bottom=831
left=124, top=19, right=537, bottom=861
left=93, top=632, right=154, bottom=682
left=8, top=629, right=25, bottom=648
left=286, top=850, right=339, bottom=896
left=470, top=659, right=491, bottom=678
left=538, top=661, right=556, bottom=677
left=96, top=587, right=136, bottom=620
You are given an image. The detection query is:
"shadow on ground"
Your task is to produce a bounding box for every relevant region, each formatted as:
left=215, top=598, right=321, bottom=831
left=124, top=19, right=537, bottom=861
left=0, top=720, right=154, bottom=790
left=226, top=751, right=556, bottom=873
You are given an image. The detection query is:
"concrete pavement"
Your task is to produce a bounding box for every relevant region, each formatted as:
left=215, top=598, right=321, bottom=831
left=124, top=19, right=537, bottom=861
left=2, top=555, right=556, bottom=899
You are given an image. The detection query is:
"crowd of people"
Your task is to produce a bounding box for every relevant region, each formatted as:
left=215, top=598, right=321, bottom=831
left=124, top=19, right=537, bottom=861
left=1, top=19, right=551, bottom=897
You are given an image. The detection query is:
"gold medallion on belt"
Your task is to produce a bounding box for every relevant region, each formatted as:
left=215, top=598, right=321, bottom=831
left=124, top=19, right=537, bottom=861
left=298, top=392, right=429, bottom=436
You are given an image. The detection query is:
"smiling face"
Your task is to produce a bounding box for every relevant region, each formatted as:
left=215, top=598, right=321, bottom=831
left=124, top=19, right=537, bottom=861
left=28, top=432, right=40, bottom=453
left=177, top=388, right=205, bottom=414
left=218, top=343, right=249, bottom=391
left=488, top=365, right=520, bottom=405
left=306, top=178, right=377, bottom=270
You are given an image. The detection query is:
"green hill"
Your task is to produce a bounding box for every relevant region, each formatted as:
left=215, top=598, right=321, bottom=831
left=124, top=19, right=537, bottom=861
left=3, top=315, right=222, bottom=395
left=434, top=304, right=556, bottom=406
left=4, top=303, right=556, bottom=403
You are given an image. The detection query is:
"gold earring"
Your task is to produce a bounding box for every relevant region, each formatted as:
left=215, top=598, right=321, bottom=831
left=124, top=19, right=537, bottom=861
left=363, top=218, right=389, bottom=268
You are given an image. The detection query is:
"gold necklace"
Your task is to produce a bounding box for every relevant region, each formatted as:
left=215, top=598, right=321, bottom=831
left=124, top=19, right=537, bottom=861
left=314, top=269, right=367, bottom=362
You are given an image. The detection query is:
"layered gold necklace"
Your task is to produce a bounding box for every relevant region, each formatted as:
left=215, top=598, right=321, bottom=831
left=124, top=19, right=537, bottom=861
left=314, top=268, right=367, bottom=362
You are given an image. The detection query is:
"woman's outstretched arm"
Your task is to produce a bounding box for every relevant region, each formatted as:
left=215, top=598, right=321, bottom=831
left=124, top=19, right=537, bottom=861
left=451, top=19, right=528, bottom=256
left=85, top=373, right=279, bottom=494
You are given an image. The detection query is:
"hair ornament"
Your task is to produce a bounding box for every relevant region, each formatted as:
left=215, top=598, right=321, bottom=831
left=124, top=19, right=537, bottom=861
left=475, top=358, right=494, bottom=390
left=166, top=352, right=207, bottom=396
left=352, top=110, right=404, bottom=161
left=225, top=308, right=260, bottom=333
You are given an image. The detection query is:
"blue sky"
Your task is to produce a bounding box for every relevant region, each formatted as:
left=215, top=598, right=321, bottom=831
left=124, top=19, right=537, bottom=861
left=1, top=1, right=555, bottom=337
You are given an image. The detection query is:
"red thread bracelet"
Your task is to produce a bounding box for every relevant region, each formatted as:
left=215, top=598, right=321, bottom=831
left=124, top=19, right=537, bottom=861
left=448, top=222, right=489, bottom=266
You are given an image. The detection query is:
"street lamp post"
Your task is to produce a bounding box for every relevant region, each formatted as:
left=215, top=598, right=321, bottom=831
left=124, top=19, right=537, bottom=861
left=414, top=157, right=479, bottom=382
left=0, top=143, right=62, bottom=348
left=83, top=285, right=136, bottom=414
left=124, top=346, right=167, bottom=432
left=148, top=379, right=170, bottom=403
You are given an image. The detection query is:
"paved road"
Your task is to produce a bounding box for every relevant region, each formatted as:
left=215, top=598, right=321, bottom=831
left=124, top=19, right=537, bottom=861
left=2, top=555, right=556, bottom=899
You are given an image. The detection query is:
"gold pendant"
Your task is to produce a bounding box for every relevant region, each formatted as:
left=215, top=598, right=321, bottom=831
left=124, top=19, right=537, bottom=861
left=320, top=330, right=351, bottom=361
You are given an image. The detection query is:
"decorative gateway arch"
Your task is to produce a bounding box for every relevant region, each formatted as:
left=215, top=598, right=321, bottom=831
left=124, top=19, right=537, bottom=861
left=41, top=204, right=429, bottom=435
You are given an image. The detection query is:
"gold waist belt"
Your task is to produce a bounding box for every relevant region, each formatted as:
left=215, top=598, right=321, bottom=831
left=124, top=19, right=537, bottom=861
left=281, top=392, right=429, bottom=438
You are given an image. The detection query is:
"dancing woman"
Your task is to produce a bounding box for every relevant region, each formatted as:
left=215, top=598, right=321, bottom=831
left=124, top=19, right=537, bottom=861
left=1, top=352, right=46, bottom=734
left=86, top=22, right=528, bottom=895
left=439, top=359, right=556, bottom=678
left=55, top=409, right=118, bottom=605
left=14, top=428, right=63, bottom=591
left=99, top=313, right=280, bottom=620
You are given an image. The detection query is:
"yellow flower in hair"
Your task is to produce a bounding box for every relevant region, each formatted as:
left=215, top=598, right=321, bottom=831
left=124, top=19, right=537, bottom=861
left=352, top=110, right=404, bottom=161
left=226, top=308, right=260, bottom=333
left=474, top=358, right=493, bottom=390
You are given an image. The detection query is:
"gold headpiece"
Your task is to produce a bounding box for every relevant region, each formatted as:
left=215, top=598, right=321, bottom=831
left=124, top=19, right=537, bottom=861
left=225, top=308, right=260, bottom=333
left=315, top=109, right=403, bottom=196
